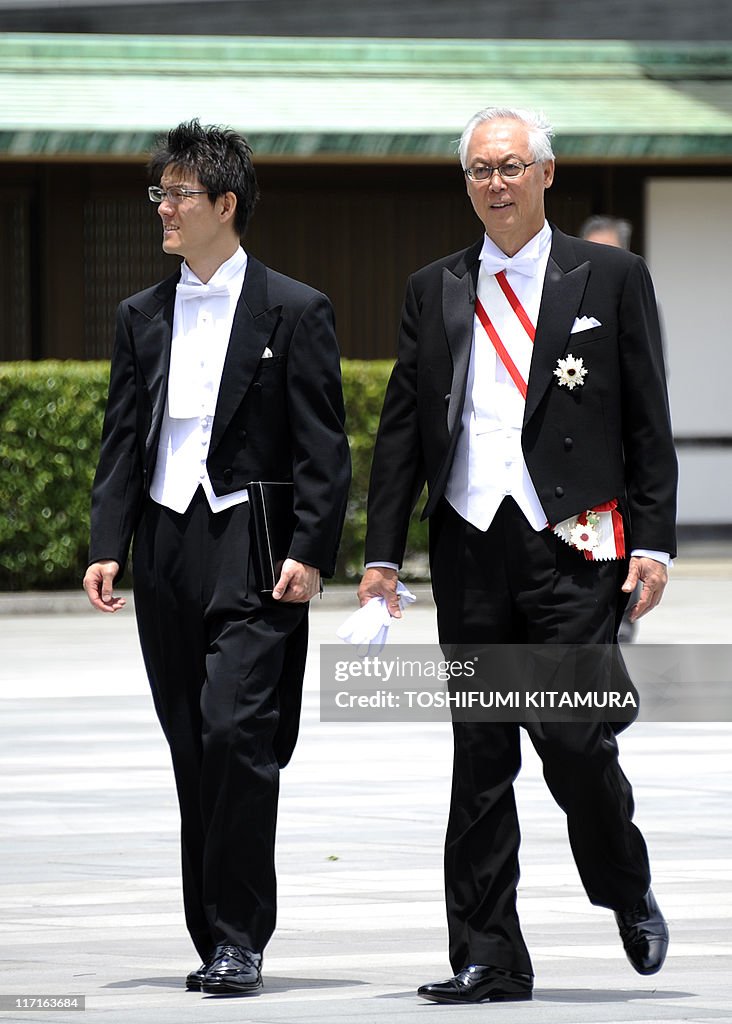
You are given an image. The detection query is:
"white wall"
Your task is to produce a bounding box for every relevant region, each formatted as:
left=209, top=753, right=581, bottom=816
left=646, top=178, right=732, bottom=523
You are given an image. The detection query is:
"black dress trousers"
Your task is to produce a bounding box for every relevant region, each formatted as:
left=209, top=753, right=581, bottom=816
left=132, top=488, right=308, bottom=960
left=430, top=498, right=651, bottom=976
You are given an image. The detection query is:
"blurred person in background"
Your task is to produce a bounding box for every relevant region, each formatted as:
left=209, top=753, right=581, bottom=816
left=579, top=214, right=633, bottom=251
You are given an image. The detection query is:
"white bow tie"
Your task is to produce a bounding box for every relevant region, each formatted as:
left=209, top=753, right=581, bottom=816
left=176, top=281, right=231, bottom=301
left=480, top=252, right=538, bottom=278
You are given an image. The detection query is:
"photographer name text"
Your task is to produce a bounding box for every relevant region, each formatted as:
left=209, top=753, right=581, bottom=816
left=331, top=689, right=637, bottom=710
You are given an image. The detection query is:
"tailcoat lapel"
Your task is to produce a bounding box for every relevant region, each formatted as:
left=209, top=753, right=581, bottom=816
left=423, top=241, right=481, bottom=519
left=524, top=229, right=590, bottom=424
left=209, top=255, right=282, bottom=454
left=442, top=240, right=482, bottom=434
left=129, top=271, right=178, bottom=454
left=128, top=256, right=282, bottom=459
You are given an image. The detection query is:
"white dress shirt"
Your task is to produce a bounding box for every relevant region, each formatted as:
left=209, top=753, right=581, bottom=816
left=149, top=247, right=250, bottom=514
left=368, top=222, right=669, bottom=568
left=445, top=222, right=552, bottom=532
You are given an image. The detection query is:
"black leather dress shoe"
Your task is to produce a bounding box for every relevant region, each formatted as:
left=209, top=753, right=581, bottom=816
left=200, top=945, right=263, bottom=995
left=185, top=960, right=212, bottom=991
left=615, top=888, right=669, bottom=975
left=418, top=964, right=533, bottom=1004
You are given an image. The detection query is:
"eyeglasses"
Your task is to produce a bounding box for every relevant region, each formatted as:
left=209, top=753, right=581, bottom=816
left=148, top=185, right=215, bottom=204
left=464, top=160, right=536, bottom=182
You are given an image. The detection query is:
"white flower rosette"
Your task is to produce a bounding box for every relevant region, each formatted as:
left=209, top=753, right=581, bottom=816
left=554, top=354, right=587, bottom=390
left=569, top=519, right=599, bottom=552
left=553, top=505, right=625, bottom=561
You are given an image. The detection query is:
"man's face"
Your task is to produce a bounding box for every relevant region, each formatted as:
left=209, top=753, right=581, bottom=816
left=156, top=167, right=224, bottom=264
left=464, top=117, right=554, bottom=255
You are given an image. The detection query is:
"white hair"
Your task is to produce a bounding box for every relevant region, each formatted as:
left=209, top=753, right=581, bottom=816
left=458, top=107, right=555, bottom=169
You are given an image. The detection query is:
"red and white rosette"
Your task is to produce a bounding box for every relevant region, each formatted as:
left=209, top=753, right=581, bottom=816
left=552, top=500, right=625, bottom=561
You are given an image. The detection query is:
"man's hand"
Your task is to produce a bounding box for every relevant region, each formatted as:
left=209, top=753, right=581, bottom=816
left=83, top=560, right=126, bottom=613
left=357, top=566, right=402, bottom=618
left=622, top=555, right=668, bottom=622
left=272, top=559, right=321, bottom=603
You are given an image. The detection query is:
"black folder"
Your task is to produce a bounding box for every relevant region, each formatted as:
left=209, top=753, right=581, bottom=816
left=246, top=481, right=296, bottom=593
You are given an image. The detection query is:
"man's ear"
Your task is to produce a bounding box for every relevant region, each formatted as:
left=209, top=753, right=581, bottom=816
left=543, top=160, right=555, bottom=189
left=219, top=191, right=238, bottom=224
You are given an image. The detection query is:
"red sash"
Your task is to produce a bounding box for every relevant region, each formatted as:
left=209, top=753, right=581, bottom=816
left=474, top=270, right=535, bottom=399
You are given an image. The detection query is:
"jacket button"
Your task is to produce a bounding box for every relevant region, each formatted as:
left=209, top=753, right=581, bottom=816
left=563, top=437, right=573, bottom=450
left=555, top=485, right=564, bottom=498
left=223, top=469, right=233, bottom=484
left=237, top=429, right=247, bottom=442
left=252, top=382, right=263, bottom=392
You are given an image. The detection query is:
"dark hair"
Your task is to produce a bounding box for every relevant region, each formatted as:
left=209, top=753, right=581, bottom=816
left=579, top=215, right=632, bottom=250
left=148, top=119, right=259, bottom=237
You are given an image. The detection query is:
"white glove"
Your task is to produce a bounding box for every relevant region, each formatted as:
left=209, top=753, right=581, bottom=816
left=336, top=582, right=417, bottom=656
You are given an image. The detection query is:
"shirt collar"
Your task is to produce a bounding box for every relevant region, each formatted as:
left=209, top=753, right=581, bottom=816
left=479, top=221, right=552, bottom=266
left=180, top=245, right=248, bottom=288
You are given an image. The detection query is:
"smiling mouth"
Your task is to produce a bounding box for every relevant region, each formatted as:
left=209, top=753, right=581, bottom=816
left=490, top=202, right=513, bottom=209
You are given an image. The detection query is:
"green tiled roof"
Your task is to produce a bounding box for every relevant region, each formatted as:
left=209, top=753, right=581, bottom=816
left=1, top=34, right=731, bottom=160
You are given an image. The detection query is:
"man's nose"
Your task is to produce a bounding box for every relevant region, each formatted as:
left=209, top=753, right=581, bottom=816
left=158, top=194, right=175, bottom=215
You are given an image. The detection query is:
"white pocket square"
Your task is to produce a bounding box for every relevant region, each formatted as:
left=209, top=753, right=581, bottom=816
left=261, top=347, right=274, bottom=359
left=571, top=316, right=602, bottom=334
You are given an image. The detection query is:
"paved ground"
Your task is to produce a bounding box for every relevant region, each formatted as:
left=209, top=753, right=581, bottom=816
left=1, top=559, right=731, bottom=1023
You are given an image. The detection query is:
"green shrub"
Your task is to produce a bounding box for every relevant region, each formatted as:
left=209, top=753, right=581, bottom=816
left=0, top=362, right=110, bottom=590
left=338, top=360, right=428, bottom=581
left=0, top=359, right=428, bottom=590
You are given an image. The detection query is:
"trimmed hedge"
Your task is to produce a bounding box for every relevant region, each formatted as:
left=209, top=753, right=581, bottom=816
left=0, top=360, right=428, bottom=590
left=338, top=359, right=428, bottom=580
left=0, top=362, right=110, bottom=591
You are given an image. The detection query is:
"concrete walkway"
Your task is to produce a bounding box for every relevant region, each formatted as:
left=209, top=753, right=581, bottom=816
left=1, top=562, right=731, bottom=1023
